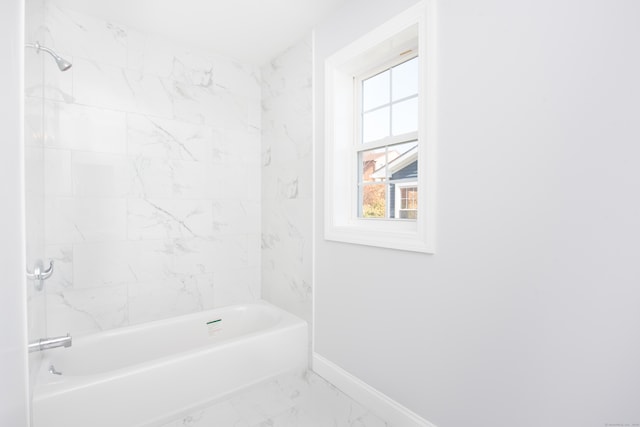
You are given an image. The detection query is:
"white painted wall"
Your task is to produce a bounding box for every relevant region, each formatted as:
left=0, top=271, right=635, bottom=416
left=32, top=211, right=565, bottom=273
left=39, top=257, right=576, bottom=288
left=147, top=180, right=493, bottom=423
left=314, top=1, right=640, bottom=426
left=0, top=0, right=30, bottom=424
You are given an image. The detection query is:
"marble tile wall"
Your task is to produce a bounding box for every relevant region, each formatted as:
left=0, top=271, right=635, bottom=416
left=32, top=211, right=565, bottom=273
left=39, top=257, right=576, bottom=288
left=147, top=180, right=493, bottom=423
left=159, top=370, right=392, bottom=427
left=40, top=2, right=262, bottom=337
left=261, top=36, right=313, bottom=326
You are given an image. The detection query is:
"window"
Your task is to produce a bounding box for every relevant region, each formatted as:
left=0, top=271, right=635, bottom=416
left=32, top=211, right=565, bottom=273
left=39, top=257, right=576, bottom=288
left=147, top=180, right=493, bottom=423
left=357, top=56, right=419, bottom=220
left=324, top=0, right=435, bottom=253
left=398, top=186, right=418, bottom=219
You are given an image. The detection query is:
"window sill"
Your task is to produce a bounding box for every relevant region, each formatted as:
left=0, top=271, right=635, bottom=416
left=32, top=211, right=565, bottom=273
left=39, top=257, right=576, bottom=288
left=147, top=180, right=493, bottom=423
left=325, top=221, right=434, bottom=253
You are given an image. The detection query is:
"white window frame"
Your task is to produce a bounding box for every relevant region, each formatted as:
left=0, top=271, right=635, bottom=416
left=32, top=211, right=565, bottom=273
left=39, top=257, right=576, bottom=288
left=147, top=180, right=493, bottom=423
left=324, top=0, right=436, bottom=253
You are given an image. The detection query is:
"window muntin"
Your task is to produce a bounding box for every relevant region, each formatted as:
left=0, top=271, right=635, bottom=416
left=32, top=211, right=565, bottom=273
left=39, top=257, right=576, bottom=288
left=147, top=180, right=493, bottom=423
left=357, top=56, right=419, bottom=220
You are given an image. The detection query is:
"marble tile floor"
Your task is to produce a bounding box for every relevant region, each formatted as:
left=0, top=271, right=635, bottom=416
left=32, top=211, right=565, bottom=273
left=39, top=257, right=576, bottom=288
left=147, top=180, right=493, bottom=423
left=159, top=370, right=392, bottom=427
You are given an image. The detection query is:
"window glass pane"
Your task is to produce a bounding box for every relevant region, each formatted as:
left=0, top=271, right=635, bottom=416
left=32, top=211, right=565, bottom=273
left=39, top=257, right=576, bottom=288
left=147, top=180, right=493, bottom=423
left=391, top=97, right=418, bottom=135
left=359, top=147, right=387, bottom=183
left=389, top=144, right=417, bottom=188
left=392, top=57, right=419, bottom=101
left=362, top=107, right=390, bottom=143
left=362, top=70, right=390, bottom=111
left=361, top=183, right=386, bottom=218
left=387, top=140, right=418, bottom=171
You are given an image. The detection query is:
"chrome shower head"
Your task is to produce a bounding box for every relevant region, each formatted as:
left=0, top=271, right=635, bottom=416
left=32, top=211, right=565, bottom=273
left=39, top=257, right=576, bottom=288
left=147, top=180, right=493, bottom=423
left=26, top=41, right=72, bottom=72
left=55, top=56, right=73, bottom=72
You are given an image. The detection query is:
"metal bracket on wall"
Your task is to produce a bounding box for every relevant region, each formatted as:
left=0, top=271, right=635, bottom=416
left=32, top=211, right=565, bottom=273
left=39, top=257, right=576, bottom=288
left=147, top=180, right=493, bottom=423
left=26, top=259, right=54, bottom=291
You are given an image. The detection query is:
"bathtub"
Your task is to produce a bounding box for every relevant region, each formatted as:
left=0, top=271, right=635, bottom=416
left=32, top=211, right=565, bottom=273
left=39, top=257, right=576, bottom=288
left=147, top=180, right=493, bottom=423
left=32, top=301, right=308, bottom=427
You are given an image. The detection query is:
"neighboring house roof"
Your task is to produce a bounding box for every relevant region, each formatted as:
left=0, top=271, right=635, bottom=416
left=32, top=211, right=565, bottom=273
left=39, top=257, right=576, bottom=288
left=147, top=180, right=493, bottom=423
left=370, top=146, right=418, bottom=181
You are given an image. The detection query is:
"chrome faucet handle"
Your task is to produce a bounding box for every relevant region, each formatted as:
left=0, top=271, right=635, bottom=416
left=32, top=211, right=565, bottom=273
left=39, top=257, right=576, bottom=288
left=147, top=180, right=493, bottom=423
left=26, top=259, right=54, bottom=291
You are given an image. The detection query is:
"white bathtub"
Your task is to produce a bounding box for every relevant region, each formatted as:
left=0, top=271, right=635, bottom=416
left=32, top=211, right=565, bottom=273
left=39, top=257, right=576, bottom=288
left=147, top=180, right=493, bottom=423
left=32, top=301, right=308, bottom=427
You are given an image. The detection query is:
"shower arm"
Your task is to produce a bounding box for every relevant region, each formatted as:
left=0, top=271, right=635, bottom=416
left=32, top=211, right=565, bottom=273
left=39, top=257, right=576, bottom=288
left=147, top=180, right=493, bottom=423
left=25, top=41, right=72, bottom=71
left=26, top=41, right=57, bottom=59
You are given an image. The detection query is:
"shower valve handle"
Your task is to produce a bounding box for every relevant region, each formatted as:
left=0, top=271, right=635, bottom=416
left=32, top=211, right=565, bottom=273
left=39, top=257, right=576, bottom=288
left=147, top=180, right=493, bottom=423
left=26, top=260, right=54, bottom=291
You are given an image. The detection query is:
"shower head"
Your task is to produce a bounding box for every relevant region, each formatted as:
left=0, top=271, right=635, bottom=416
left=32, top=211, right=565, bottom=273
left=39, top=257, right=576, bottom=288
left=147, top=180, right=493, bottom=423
left=26, top=41, right=72, bottom=72
left=55, top=57, right=73, bottom=72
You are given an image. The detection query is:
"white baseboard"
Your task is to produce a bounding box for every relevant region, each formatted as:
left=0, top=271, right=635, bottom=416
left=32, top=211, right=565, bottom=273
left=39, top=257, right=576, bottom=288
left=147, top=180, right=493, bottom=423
left=312, top=353, right=437, bottom=427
